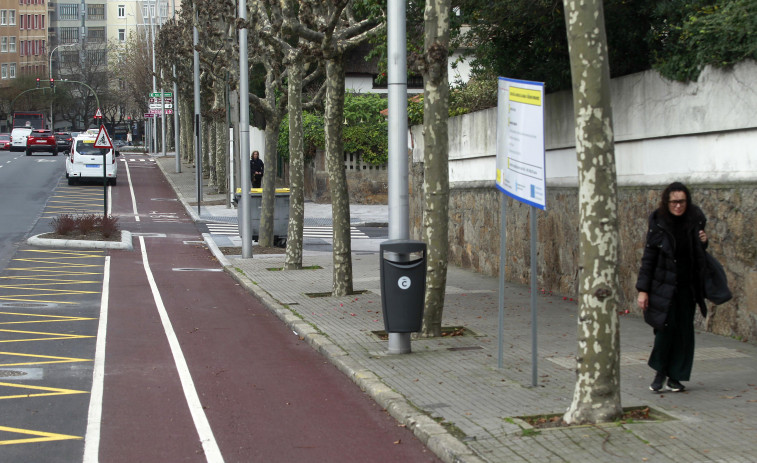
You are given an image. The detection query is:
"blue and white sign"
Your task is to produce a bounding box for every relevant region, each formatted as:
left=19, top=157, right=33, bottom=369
left=496, top=77, right=546, bottom=210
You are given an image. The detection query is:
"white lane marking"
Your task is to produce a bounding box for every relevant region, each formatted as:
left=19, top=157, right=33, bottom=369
left=138, top=236, right=224, bottom=462
left=124, top=158, right=140, bottom=222
left=83, top=256, right=110, bottom=462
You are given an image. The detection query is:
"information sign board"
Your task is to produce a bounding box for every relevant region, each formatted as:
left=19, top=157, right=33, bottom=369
left=496, top=77, right=546, bottom=210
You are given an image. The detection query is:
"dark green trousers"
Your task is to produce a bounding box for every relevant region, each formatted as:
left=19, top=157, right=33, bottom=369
left=648, top=285, right=696, bottom=381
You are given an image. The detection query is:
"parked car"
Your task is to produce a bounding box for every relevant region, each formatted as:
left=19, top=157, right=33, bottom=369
left=26, top=129, right=58, bottom=156
left=0, top=133, right=10, bottom=150
left=65, top=129, right=119, bottom=185
left=55, top=132, right=73, bottom=153
left=10, top=127, right=32, bottom=151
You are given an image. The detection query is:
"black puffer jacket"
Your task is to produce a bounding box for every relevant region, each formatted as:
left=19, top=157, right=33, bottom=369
left=636, top=205, right=709, bottom=321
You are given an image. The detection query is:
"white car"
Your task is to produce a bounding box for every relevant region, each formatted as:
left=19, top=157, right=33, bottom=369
left=65, top=129, right=119, bottom=185
left=10, top=127, right=32, bottom=152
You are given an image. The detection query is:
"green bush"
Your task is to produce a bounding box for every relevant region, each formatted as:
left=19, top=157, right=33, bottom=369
left=278, top=92, right=389, bottom=166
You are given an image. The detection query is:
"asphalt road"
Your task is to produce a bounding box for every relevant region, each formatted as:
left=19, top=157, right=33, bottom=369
left=0, top=151, right=63, bottom=269
left=0, top=152, right=436, bottom=462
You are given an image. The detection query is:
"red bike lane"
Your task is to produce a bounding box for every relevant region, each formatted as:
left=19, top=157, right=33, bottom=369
left=98, top=155, right=438, bottom=462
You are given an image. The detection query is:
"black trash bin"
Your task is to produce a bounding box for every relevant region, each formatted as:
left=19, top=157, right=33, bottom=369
left=379, top=240, right=427, bottom=333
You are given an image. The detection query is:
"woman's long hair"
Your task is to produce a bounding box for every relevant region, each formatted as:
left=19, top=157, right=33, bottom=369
left=658, top=181, right=693, bottom=220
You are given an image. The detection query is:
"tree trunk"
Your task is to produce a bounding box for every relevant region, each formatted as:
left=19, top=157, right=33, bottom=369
left=325, top=56, right=353, bottom=296
left=181, top=97, right=193, bottom=164
left=207, top=116, right=217, bottom=191
left=420, top=0, right=451, bottom=338
left=285, top=57, right=305, bottom=270
left=562, top=0, right=622, bottom=425
left=202, top=122, right=211, bottom=179
left=258, top=74, right=280, bottom=248
left=215, top=115, right=228, bottom=195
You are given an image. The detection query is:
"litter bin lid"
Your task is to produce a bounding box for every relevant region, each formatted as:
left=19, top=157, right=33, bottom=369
left=380, top=240, right=426, bottom=260
left=234, top=187, right=291, bottom=194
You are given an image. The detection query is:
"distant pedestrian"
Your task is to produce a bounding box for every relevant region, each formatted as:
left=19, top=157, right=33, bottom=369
left=126, top=131, right=133, bottom=146
left=250, top=150, right=264, bottom=188
left=636, top=182, right=709, bottom=393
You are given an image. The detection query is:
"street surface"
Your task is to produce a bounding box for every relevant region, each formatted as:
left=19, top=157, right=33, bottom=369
left=0, top=152, right=436, bottom=462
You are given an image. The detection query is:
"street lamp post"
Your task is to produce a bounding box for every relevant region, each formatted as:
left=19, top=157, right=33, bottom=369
left=49, top=43, right=76, bottom=130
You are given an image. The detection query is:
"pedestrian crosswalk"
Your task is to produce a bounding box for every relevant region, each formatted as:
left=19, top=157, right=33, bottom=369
left=119, top=158, right=156, bottom=163
left=205, top=223, right=370, bottom=239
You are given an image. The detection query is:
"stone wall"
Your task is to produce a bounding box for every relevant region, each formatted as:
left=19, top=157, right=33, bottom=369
left=409, top=177, right=757, bottom=342
left=307, top=149, right=388, bottom=204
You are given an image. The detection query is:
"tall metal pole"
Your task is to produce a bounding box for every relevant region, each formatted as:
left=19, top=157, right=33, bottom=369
left=173, top=65, right=181, bottom=173
left=387, top=0, right=410, bottom=354
left=193, top=4, right=203, bottom=216
left=150, top=3, right=158, bottom=155
left=239, top=0, right=252, bottom=258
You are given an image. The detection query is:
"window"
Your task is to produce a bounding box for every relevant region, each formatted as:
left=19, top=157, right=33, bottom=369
left=19, top=40, right=23, bottom=56
left=9, top=37, right=16, bottom=53
left=86, top=49, right=106, bottom=65
left=59, top=27, right=78, bottom=43
left=118, top=29, right=125, bottom=42
left=19, top=14, right=23, bottom=29
left=159, top=3, right=167, bottom=18
left=60, top=50, right=78, bottom=63
left=87, top=4, right=105, bottom=20
left=1, top=37, right=7, bottom=53
left=1, top=64, right=7, bottom=79
left=25, top=14, right=29, bottom=29
left=33, top=14, right=38, bottom=29
left=34, top=39, right=38, bottom=55
left=87, top=27, right=105, bottom=43
left=1, top=10, right=7, bottom=26
left=118, top=5, right=125, bottom=18
left=9, top=63, right=15, bottom=78
left=40, top=40, right=44, bottom=54
left=59, top=4, right=78, bottom=20
left=9, top=10, right=15, bottom=25
left=40, top=15, right=43, bottom=28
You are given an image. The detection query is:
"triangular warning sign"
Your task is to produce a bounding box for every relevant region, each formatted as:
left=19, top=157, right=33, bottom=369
left=93, top=124, right=113, bottom=149
left=94, top=108, right=103, bottom=118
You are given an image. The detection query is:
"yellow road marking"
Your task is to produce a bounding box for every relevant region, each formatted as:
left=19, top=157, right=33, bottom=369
left=0, top=329, right=94, bottom=343
left=0, top=382, right=88, bottom=400
left=0, top=351, right=91, bottom=367
left=0, top=297, right=77, bottom=305
left=0, top=426, right=81, bottom=445
left=0, top=312, right=95, bottom=325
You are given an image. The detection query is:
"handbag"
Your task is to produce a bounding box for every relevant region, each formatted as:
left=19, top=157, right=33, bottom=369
left=704, top=252, right=732, bottom=304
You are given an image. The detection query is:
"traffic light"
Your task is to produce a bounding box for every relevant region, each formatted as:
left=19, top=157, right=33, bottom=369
left=50, top=78, right=55, bottom=89
left=36, top=78, right=40, bottom=88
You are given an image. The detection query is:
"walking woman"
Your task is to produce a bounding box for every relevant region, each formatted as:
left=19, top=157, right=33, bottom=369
left=250, top=150, right=264, bottom=188
left=636, top=182, right=709, bottom=392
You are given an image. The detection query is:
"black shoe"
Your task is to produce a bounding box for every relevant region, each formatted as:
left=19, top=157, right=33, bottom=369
left=649, top=371, right=665, bottom=392
left=667, top=379, right=685, bottom=392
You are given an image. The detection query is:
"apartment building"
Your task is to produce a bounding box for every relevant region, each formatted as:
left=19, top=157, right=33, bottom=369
left=48, top=1, right=179, bottom=80
left=1, top=0, right=48, bottom=86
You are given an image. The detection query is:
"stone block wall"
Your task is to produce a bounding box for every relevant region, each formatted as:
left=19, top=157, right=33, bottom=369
left=410, top=175, right=757, bottom=342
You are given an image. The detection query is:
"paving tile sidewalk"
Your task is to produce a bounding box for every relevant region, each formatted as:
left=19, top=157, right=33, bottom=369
left=154, top=154, right=757, bottom=463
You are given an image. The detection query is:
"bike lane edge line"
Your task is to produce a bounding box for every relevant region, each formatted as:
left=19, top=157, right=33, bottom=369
left=137, top=235, right=223, bottom=462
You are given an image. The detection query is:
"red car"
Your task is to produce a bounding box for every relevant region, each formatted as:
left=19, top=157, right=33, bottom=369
left=26, top=129, right=58, bottom=156
left=0, top=133, right=10, bottom=150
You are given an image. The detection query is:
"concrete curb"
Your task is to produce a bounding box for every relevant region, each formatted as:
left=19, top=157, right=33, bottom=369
left=219, top=257, right=485, bottom=463
left=27, top=230, right=134, bottom=251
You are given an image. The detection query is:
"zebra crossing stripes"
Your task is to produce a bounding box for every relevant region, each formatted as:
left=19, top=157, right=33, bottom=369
left=205, top=223, right=370, bottom=239
left=119, top=158, right=156, bottom=163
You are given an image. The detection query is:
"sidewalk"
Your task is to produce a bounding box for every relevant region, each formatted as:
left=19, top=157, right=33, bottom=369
left=155, top=154, right=757, bottom=463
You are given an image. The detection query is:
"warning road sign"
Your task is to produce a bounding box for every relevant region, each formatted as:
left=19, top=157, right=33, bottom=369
left=94, top=108, right=103, bottom=119
left=94, top=125, right=113, bottom=149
